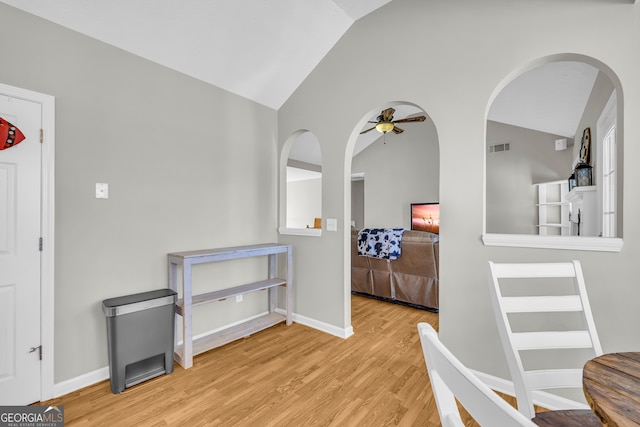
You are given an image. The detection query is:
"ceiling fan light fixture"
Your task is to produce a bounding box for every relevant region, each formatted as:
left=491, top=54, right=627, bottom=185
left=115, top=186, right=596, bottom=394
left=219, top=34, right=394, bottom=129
left=376, top=122, right=394, bottom=133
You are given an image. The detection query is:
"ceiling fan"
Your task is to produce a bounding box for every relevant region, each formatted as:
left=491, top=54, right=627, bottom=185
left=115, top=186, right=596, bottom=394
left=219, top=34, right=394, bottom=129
left=360, top=108, right=426, bottom=135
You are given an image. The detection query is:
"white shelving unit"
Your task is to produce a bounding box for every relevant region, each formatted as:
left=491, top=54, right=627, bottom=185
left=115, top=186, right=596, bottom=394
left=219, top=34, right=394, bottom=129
left=535, top=180, right=570, bottom=236
left=168, top=243, right=293, bottom=369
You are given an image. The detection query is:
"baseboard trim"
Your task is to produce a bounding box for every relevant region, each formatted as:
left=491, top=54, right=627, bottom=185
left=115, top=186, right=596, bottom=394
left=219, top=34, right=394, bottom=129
left=277, top=308, right=354, bottom=339
left=472, top=369, right=591, bottom=411
left=54, top=366, right=109, bottom=398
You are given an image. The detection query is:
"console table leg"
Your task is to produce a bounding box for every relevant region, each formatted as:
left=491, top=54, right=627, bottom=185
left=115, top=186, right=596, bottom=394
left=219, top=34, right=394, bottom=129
left=268, top=254, right=276, bottom=313
left=286, top=247, right=293, bottom=325
left=168, top=262, right=179, bottom=362
left=182, top=260, right=193, bottom=369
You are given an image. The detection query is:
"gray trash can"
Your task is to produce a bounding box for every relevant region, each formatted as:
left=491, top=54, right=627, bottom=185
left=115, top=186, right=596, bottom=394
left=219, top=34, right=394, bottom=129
left=102, top=288, right=177, bottom=394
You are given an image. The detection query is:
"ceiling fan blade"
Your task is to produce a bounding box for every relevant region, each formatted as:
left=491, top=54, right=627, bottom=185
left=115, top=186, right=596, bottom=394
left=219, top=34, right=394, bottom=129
left=392, top=126, right=404, bottom=134
left=393, top=115, right=427, bottom=124
left=381, top=108, right=395, bottom=122
left=360, top=126, right=377, bottom=134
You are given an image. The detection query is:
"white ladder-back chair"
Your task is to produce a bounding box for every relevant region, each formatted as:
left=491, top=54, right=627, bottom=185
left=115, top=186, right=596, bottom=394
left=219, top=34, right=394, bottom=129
left=487, top=260, right=603, bottom=426
left=417, top=323, right=536, bottom=427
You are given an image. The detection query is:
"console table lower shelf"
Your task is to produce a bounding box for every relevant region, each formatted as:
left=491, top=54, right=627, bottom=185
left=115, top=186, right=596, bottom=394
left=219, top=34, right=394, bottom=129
left=174, top=312, right=285, bottom=365
left=168, top=243, right=293, bottom=369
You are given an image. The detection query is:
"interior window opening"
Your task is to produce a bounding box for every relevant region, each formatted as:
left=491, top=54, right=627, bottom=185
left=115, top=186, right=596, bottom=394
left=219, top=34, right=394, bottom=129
left=279, top=131, right=322, bottom=236
left=483, top=57, right=623, bottom=252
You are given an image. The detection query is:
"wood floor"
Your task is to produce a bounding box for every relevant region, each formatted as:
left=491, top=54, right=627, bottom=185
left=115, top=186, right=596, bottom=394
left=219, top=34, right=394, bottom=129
left=41, top=295, right=496, bottom=426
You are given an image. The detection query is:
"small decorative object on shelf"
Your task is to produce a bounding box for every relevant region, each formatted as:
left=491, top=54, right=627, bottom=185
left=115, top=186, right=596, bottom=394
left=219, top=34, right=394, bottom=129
left=575, top=163, right=593, bottom=186
left=579, top=127, right=591, bottom=164
left=568, top=173, right=577, bottom=192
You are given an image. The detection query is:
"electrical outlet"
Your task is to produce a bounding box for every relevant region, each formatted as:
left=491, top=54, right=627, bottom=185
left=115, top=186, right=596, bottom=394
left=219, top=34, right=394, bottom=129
left=95, top=183, right=109, bottom=199
left=236, top=295, right=243, bottom=303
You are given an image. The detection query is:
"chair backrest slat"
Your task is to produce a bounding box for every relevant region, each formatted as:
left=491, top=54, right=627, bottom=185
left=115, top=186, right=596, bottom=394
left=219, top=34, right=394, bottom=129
left=511, top=331, right=594, bottom=350
left=489, top=262, right=577, bottom=278
left=487, top=260, right=602, bottom=419
left=525, top=369, right=583, bottom=390
left=502, top=295, right=583, bottom=313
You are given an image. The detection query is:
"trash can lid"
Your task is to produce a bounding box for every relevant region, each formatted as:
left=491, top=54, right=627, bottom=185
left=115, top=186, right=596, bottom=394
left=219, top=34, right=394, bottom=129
left=102, top=289, right=177, bottom=317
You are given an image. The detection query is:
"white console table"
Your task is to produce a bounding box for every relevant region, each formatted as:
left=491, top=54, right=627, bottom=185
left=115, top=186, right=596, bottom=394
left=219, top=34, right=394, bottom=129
left=168, top=243, right=293, bottom=369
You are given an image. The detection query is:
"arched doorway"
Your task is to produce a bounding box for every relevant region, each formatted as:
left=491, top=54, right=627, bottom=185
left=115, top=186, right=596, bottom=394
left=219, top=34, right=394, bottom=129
left=344, top=102, right=440, bottom=323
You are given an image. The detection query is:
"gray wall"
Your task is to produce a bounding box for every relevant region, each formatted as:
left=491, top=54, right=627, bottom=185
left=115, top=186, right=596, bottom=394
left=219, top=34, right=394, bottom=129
left=351, top=120, right=439, bottom=229
left=0, top=4, right=278, bottom=382
left=278, top=0, right=640, bottom=384
left=486, top=121, right=574, bottom=234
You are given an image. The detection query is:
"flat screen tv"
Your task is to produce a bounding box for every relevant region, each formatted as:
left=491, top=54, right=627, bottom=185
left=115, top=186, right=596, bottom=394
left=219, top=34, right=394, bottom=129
left=411, top=202, right=440, bottom=234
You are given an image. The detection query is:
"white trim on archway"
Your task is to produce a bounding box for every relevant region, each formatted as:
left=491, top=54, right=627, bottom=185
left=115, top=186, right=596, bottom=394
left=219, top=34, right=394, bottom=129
left=343, top=101, right=434, bottom=332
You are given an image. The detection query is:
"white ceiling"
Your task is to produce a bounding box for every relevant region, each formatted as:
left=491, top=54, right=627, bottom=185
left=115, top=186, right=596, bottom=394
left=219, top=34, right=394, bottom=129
left=287, top=166, right=321, bottom=183
left=0, top=0, right=391, bottom=110
left=3, top=1, right=601, bottom=158
left=488, top=61, right=599, bottom=138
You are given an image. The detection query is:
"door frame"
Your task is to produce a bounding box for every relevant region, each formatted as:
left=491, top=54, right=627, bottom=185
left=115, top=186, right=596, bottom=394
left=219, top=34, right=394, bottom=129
left=1, top=83, right=55, bottom=401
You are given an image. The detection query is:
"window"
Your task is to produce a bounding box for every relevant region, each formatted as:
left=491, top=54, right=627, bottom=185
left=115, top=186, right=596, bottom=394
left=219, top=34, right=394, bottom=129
left=599, top=92, right=617, bottom=238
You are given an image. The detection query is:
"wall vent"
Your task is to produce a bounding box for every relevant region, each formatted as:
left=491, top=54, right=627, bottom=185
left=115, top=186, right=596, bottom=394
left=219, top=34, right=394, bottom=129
left=489, top=143, right=510, bottom=153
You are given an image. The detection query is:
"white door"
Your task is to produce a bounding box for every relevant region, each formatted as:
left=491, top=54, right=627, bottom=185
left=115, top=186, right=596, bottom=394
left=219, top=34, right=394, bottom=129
left=0, top=95, right=42, bottom=405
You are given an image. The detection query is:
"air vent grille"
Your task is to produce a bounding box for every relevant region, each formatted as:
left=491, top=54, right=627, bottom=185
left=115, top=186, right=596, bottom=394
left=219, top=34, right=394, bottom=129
left=489, top=143, right=511, bottom=153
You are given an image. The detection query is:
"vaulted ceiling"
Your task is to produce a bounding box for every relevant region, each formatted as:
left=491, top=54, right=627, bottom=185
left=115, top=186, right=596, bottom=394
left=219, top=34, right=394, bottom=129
left=2, top=0, right=612, bottom=150
left=0, top=0, right=391, bottom=110
left=488, top=61, right=600, bottom=139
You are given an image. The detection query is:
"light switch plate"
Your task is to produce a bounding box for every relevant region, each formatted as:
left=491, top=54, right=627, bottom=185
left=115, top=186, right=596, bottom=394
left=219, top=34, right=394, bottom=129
left=326, top=218, right=337, bottom=231
left=96, top=183, right=109, bottom=199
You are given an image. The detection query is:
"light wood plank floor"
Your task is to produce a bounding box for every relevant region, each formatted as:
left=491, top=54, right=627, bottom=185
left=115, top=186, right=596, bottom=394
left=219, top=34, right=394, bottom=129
left=42, top=295, right=500, bottom=426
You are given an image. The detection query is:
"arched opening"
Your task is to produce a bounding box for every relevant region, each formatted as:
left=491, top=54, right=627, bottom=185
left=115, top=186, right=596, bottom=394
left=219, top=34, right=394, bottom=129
left=344, top=102, right=441, bottom=325
left=279, top=130, right=322, bottom=236
left=483, top=54, right=624, bottom=251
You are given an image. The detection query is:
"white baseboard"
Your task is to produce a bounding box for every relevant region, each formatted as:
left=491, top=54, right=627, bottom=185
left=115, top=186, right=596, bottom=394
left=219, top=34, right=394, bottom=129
left=277, top=308, right=354, bottom=339
left=472, top=369, right=590, bottom=411
left=54, top=366, right=109, bottom=398
left=293, top=312, right=354, bottom=339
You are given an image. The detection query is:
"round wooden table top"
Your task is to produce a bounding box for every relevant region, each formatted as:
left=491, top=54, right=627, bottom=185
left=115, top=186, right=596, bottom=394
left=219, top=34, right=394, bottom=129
left=583, top=352, right=640, bottom=426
